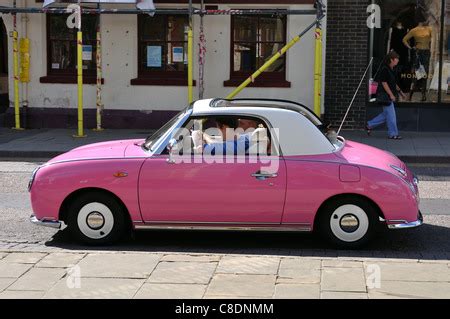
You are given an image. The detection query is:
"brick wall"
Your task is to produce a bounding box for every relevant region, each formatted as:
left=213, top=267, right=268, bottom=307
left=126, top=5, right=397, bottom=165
left=325, top=0, right=369, bottom=129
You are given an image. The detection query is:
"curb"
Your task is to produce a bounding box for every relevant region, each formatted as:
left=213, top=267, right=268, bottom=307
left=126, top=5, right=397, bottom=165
left=398, top=156, right=450, bottom=164
left=0, top=151, right=62, bottom=159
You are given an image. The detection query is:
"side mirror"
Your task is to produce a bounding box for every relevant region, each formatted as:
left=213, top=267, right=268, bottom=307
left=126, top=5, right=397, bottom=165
left=167, top=138, right=177, bottom=164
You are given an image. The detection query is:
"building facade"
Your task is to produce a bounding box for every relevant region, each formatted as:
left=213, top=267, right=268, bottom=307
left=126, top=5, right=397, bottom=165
left=0, top=0, right=325, bottom=129
left=326, top=0, right=450, bottom=131
left=1, top=0, right=449, bottom=131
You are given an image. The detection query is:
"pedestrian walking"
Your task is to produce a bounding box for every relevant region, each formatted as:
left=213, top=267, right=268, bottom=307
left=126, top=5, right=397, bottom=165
left=366, top=51, right=406, bottom=139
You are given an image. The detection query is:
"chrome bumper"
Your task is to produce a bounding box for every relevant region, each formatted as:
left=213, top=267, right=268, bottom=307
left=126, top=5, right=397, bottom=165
left=387, top=211, right=424, bottom=230
left=30, top=215, right=62, bottom=229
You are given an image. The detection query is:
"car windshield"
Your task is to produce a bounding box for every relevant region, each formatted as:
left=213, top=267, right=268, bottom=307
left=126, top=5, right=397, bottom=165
left=143, top=106, right=192, bottom=151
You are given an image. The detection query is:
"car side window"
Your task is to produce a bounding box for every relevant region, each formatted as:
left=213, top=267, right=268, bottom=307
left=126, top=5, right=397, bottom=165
left=171, top=115, right=276, bottom=156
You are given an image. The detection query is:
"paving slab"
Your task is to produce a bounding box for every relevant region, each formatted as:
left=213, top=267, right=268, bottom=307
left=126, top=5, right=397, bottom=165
left=321, top=291, right=368, bottom=299
left=277, top=258, right=321, bottom=284
left=0, top=278, right=15, bottom=292
left=2, top=252, right=47, bottom=264
left=216, top=256, right=280, bottom=275
left=0, top=290, right=45, bottom=299
left=7, top=268, right=66, bottom=291
left=36, top=253, right=86, bottom=268
left=0, top=253, right=7, bottom=260
left=148, top=261, right=217, bottom=284
left=373, top=262, right=450, bottom=282
left=205, top=274, right=276, bottom=298
left=161, top=254, right=221, bottom=262
left=273, top=284, right=320, bottom=299
left=321, top=267, right=367, bottom=293
left=368, top=281, right=450, bottom=299
left=43, top=278, right=145, bottom=299
left=77, top=253, right=161, bottom=279
left=134, top=283, right=207, bottom=299
left=0, top=261, right=33, bottom=278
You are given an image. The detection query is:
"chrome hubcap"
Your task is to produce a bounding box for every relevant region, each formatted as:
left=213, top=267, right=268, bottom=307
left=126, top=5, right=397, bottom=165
left=340, top=214, right=359, bottom=233
left=329, top=204, right=369, bottom=243
left=86, top=212, right=105, bottom=230
left=77, top=202, right=114, bottom=240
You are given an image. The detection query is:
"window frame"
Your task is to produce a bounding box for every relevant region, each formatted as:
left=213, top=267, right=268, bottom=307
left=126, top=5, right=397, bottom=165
left=42, top=13, right=100, bottom=84
left=132, top=14, right=193, bottom=86
left=225, top=13, right=291, bottom=88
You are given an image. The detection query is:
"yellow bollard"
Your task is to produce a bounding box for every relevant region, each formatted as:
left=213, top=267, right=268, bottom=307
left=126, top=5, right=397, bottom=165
left=74, top=31, right=86, bottom=138
left=314, top=28, right=322, bottom=117
left=12, top=30, right=23, bottom=130
left=188, top=28, right=193, bottom=104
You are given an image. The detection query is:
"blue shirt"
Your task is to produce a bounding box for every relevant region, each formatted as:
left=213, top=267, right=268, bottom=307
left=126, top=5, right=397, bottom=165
left=203, top=134, right=250, bottom=156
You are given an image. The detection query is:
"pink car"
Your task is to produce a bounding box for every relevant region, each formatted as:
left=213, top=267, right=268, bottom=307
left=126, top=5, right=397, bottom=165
left=29, top=98, right=422, bottom=248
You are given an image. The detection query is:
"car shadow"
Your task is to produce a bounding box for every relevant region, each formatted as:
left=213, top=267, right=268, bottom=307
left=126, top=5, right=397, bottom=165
left=43, top=222, right=450, bottom=261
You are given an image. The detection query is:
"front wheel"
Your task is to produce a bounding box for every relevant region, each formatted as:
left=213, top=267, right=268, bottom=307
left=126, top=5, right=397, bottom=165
left=318, top=196, right=379, bottom=249
left=66, top=192, right=128, bottom=245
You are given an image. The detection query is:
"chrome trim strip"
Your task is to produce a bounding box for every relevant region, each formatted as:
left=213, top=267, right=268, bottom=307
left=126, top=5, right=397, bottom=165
left=138, top=220, right=310, bottom=226
left=134, top=224, right=312, bottom=232
left=30, top=215, right=62, bottom=229
left=45, top=156, right=148, bottom=166
left=134, top=221, right=312, bottom=232
left=386, top=211, right=423, bottom=230
left=387, top=219, right=423, bottom=230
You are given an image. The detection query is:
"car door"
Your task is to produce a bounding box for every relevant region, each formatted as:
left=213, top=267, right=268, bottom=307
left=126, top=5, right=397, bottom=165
left=138, top=155, right=286, bottom=224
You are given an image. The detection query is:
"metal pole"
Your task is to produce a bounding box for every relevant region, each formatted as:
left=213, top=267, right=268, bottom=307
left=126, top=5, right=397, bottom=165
left=337, top=57, right=373, bottom=135
left=188, top=0, right=193, bottom=104
left=198, top=0, right=205, bottom=99
left=12, top=0, right=22, bottom=130
left=94, top=4, right=103, bottom=131
left=226, top=15, right=325, bottom=99
left=74, top=2, right=86, bottom=137
left=313, top=0, right=324, bottom=117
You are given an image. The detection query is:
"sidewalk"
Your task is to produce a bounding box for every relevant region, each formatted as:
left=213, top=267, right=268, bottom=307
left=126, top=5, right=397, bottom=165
left=0, top=250, right=448, bottom=299
left=0, top=127, right=449, bottom=162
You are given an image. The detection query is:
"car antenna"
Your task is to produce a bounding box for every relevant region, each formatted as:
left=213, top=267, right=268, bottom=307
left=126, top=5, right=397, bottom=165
left=336, top=57, right=374, bottom=136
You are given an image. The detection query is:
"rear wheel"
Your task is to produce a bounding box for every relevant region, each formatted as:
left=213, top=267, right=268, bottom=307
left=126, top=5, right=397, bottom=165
left=318, top=196, right=379, bottom=249
left=66, top=192, right=127, bottom=245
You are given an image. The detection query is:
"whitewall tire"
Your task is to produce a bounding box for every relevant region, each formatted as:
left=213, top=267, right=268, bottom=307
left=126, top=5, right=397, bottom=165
left=318, top=196, right=379, bottom=248
left=67, top=192, right=128, bottom=245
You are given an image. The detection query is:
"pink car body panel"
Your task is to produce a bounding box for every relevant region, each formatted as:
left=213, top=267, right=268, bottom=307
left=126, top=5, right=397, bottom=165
left=30, top=137, right=419, bottom=230
left=138, top=155, right=287, bottom=223
left=31, top=140, right=146, bottom=223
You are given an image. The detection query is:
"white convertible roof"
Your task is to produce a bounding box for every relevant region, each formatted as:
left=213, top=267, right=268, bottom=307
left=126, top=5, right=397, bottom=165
left=192, top=98, right=323, bottom=126
left=191, top=99, right=334, bottom=156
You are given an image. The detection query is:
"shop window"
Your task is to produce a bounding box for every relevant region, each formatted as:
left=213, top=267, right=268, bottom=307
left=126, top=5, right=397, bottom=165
left=369, top=0, right=444, bottom=104
left=131, top=14, right=191, bottom=86
left=224, top=14, right=290, bottom=88
left=41, top=14, right=99, bottom=84
left=441, top=1, right=450, bottom=102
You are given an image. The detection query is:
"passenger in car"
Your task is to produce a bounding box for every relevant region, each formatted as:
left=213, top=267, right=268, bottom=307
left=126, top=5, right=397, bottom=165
left=203, top=117, right=250, bottom=156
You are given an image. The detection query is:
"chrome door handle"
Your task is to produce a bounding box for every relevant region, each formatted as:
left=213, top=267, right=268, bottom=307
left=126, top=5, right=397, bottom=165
left=252, top=171, right=278, bottom=180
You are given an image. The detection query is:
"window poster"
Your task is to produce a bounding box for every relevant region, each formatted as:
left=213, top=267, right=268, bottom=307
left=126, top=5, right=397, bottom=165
left=147, top=46, right=162, bottom=67
left=82, top=45, right=93, bottom=61
left=173, top=47, right=184, bottom=63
